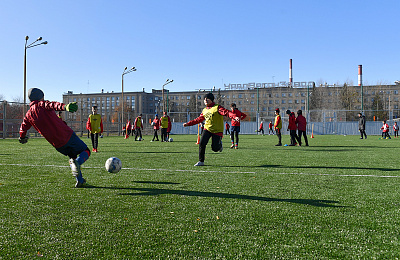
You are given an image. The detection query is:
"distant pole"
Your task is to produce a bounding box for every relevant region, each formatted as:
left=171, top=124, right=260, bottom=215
left=358, top=65, right=363, bottom=112
left=121, top=66, right=136, bottom=132
left=289, top=59, right=293, bottom=87
left=162, top=79, right=174, bottom=112
left=23, top=36, right=48, bottom=115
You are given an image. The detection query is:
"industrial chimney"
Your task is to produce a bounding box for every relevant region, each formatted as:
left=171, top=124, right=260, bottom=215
left=358, top=65, right=362, bottom=86
left=289, top=59, right=293, bottom=85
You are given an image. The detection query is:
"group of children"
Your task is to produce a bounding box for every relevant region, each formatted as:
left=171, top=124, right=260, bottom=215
left=273, top=108, right=309, bottom=147
left=123, top=112, right=172, bottom=142
left=381, top=120, right=399, bottom=139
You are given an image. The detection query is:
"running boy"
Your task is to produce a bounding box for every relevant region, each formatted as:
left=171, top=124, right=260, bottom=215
left=381, top=120, right=391, bottom=139
left=230, top=103, right=247, bottom=149
left=183, top=93, right=239, bottom=166
left=86, top=105, right=103, bottom=152
left=19, top=88, right=90, bottom=188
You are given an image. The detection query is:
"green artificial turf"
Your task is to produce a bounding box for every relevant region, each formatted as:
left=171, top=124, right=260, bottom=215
left=1, top=134, right=400, bottom=259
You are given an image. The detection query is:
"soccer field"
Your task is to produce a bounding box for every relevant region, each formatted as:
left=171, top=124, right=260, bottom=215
left=1, top=134, right=400, bottom=259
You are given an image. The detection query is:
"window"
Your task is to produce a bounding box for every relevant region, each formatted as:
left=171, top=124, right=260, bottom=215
left=275, top=100, right=279, bottom=104
left=187, top=96, right=190, bottom=100
left=250, top=101, right=254, bottom=104
left=301, top=100, right=305, bottom=104
left=251, top=94, right=255, bottom=98
left=238, top=94, right=242, bottom=98
left=282, top=93, right=286, bottom=97
left=282, top=100, right=286, bottom=104
left=288, top=100, right=293, bottom=104
left=238, top=101, right=242, bottom=105
left=269, top=100, right=273, bottom=104
left=288, top=93, right=293, bottom=97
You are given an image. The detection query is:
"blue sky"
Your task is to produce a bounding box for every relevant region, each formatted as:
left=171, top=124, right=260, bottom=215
left=1, top=0, right=399, bottom=102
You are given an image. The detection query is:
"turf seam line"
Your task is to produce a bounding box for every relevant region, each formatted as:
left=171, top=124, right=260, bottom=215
left=1, top=163, right=399, bottom=178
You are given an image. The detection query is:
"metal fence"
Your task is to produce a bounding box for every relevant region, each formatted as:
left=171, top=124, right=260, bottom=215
left=1, top=100, right=399, bottom=138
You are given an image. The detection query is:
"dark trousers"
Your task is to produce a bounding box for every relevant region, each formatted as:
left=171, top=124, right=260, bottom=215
left=90, top=133, right=99, bottom=149
left=289, top=130, right=300, bottom=145
left=135, top=128, right=142, bottom=140
left=161, top=128, right=168, bottom=141
left=276, top=128, right=282, bottom=145
left=257, top=128, right=264, bottom=135
left=360, top=129, right=367, bottom=139
left=199, top=130, right=222, bottom=162
left=152, top=129, right=159, bottom=141
left=395, top=131, right=399, bottom=137
left=230, top=131, right=239, bottom=145
left=269, top=128, right=274, bottom=134
left=383, top=132, right=391, bottom=139
left=225, top=129, right=230, bottom=135
left=298, top=130, right=308, bottom=146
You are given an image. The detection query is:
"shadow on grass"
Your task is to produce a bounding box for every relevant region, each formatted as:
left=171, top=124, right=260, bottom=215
left=87, top=186, right=346, bottom=208
left=257, top=164, right=398, bottom=172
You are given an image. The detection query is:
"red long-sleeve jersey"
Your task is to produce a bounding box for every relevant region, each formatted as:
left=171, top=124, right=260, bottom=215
left=19, top=100, right=73, bottom=148
left=230, top=109, right=247, bottom=126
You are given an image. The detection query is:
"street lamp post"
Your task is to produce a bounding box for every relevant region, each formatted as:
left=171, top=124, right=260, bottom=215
left=121, top=67, right=136, bottom=132
left=162, top=79, right=174, bottom=112
left=24, top=36, right=48, bottom=115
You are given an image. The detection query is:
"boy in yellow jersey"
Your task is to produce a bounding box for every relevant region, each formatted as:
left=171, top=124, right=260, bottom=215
left=134, top=114, right=144, bottom=141
left=160, top=112, right=171, bottom=142
left=86, top=106, right=103, bottom=152
left=274, top=108, right=282, bottom=146
left=183, top=93, right=239, bottom=166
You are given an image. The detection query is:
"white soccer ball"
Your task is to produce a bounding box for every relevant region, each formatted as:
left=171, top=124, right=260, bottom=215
left=168, top=138, right=173, bottom=142
left=105, top=157, right=122, bottom=173
left=138, top=137, right=142, bottom=141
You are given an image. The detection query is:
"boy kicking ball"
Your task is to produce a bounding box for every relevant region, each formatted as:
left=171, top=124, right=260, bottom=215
left=183, top=93, right=239, bottom=166
left=19, top=88, right=91, bottom=188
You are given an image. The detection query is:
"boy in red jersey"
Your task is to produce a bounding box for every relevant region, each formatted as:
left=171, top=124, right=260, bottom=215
left=286, top=110, right=300, bottom=146
left=256, top=121, right=264, bottom=135
left=295, top=110, right=309, bottom=146
left=268, top=121, right=274, bottom=135
left=151, top=114, right=160, bottom=142
left=183, top=93, right=239, bottom=166
left=229, top=103, right=247, bottom=149
left=381, top=120, right=391, bottom=139
left=393, top=122, right=399, bottom=138
left=19, top=88, right=90, bottom=188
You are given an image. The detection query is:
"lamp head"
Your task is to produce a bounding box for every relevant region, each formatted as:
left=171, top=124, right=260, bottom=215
left=25, top=36, right=29, bottom=41
left=37, top=37, right=42, bottom=41
left=42, top=41, right=48, bottom=45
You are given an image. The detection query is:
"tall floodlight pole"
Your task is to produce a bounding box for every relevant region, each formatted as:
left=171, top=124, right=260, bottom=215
left=162, top=79, right=174, bottom=112
left=24, top=36, right=48, bottom=115
left=121, top=67, right=136, bottom=130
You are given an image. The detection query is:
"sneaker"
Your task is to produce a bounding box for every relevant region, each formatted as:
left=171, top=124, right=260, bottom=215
left=94, top=148, right=98, bottom=153
left=92, top=148, right=95, bottom=152
left=75, top=178, right=87, bottom=188
left=275, top=143, right=282, bottom=146
left=230, top=144, right=234, bottom=149
left=235, top=146, right=238, bottom=149
left=69, top=158, right=81, bottom=177
left=150, top=140, right=154, bottom=142
left=194, top=161, right=205, bottom=166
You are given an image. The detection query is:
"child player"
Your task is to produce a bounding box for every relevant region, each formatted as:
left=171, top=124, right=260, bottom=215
left=134, top=114, right=143, bottom=141
left=381, top=120, right=391, bottom=139
left=230, top=103, right=247, bottom=149
left=151, top=114, right=160, bottom=142
left=86, top=105, right=103, bottom=152
left=394, top=122, right=399, bottom=138
left=19, top=88, right=90, bottom=188
left=160, top=112, right=171, bottom=142
left=183, top=93, right=239, bottom=166
left=274, top=108, right=282, bottom=146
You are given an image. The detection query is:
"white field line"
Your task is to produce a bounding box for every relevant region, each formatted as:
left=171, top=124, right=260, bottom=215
left=0, top=163, right=399, bottom=178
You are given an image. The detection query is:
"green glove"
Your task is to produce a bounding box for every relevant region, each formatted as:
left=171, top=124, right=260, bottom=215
left=19, top=136, right=29, bottom=144
left=65, top=102, right=78, bottom=113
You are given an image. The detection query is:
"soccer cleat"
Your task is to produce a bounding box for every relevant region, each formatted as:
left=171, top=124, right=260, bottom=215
left=235, top=146, right=238, bottom=149
left=92, top=148, right=95, bottom=152
left=194, top=161, right=205, bottom=166
left=69, top=158, right=81, bottom=177
left=230, top=144, right=234, bottom=149
left=275, top=143, right=282, bottom=146
left=75, top=178, right=87, bottom=188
